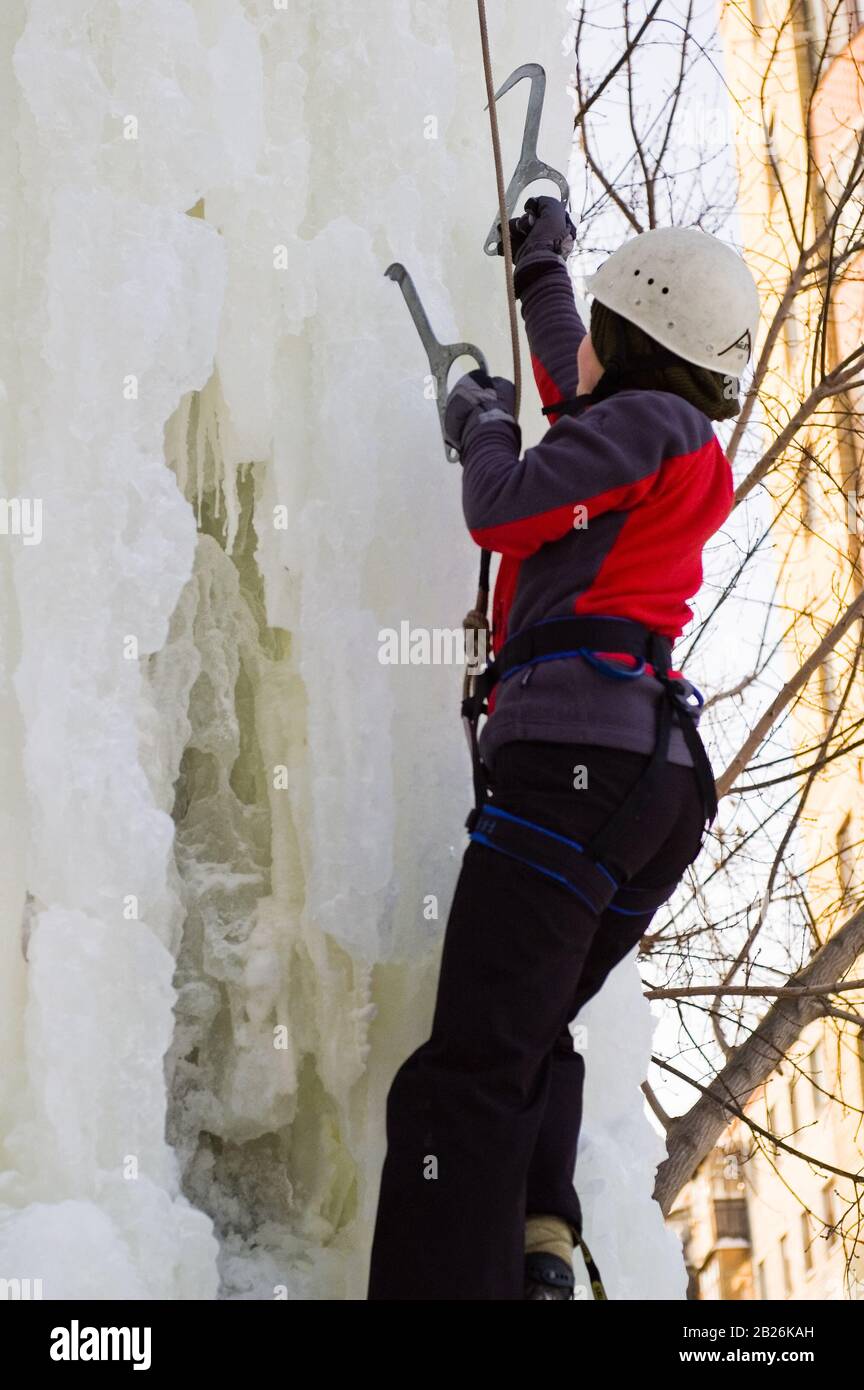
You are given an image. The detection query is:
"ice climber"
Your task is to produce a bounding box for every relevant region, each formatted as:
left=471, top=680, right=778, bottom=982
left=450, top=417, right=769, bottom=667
left=367, top=196, right=760, bottom=1300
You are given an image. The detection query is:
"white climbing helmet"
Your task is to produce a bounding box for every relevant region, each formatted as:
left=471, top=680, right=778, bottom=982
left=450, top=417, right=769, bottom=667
left=585, top=227, right=760, bottom=376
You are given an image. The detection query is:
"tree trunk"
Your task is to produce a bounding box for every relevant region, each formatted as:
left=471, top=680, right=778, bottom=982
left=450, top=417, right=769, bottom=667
left=654, top=906, right=864, bottom=1215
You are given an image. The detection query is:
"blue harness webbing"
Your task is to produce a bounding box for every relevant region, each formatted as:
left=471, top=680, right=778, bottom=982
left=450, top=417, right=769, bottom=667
left=462, top=615, right=717, bottom=910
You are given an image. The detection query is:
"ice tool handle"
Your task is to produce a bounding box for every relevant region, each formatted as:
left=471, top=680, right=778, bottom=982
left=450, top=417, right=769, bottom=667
left=384, top=262, right=489, bottom=463
left=482, top=63, right=570, bottom=256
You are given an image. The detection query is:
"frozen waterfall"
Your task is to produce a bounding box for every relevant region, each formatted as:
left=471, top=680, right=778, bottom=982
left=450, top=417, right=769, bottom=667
left=0, top=0, right=686, bottom=1300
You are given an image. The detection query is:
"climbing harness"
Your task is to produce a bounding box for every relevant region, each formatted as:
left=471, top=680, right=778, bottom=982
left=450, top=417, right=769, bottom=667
left=462, top=614, right=718, bottom=909
left=478, top=395, right=720, bottom=910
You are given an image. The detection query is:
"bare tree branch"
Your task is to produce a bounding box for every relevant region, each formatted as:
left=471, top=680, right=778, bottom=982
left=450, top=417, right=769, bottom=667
left=654, top=905, right=864, bottom=1215
left=646, top=977, right=864, bottom=1000
left=716, top=588, right=864, bottom=799
left=572, top=0, right=664, bottom=131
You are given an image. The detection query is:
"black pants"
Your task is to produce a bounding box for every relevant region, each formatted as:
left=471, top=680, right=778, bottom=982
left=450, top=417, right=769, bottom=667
left=367, top=741, right=705, bottom=1300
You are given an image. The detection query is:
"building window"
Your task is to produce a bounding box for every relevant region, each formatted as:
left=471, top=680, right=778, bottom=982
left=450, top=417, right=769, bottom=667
left=801, top=1210, right=814, bottom=1273
left=714, top=1198, right=750, bottom=1241
left=757, top=1258, right=769, bottom=1300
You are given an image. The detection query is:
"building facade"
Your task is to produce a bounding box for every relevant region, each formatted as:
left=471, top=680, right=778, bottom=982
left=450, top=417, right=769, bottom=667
left=675, top=0, right=864, bottom=1299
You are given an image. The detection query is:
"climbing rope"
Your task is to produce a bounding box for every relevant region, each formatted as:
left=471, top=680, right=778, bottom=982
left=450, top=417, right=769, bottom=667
left=468, top=21, right=610, bottom=1305
left=462, top=0, right=523, bottom=679
left=578, top=1235, right=609, bottom=1301
left=476, top=0, right=522, bottom=424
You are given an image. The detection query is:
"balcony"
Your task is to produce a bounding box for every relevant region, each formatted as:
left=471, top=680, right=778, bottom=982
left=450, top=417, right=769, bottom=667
left=713, top=1198, right=751, bottom=1244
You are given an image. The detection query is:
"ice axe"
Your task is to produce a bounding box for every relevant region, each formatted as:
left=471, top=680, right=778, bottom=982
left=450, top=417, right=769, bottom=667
left=481, top=62, right=570, bottom=256
left=384, top=262, right=489, bottom=463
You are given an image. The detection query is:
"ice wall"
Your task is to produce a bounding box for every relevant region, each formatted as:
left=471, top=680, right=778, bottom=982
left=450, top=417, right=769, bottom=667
left=0, top=0, right=685, bottom=1300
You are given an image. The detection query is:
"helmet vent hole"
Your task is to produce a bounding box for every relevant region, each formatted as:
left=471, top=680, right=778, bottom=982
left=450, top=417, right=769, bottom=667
left=633, top=269, right=640, bottom=276
left=647, top=277, right=654, bottom=285
left=662, top=286, right=669, bottom=294
left=667, top=321, right=675, bottom=328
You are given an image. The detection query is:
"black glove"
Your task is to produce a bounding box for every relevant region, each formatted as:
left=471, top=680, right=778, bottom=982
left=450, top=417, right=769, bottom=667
left=444, top=369, right=518, bottom=458
left=496, top=206, right=537, bottom=261
left=495, top=195, right=577, bottom=263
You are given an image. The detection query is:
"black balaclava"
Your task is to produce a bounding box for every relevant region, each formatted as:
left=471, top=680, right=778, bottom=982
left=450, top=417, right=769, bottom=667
left=589, top=300, right=741, bottom=421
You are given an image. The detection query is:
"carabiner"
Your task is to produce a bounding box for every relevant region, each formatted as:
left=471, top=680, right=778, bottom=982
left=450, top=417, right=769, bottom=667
left=579, top=650, right=647, bottom=682
left=685, top=681, right=706, bottom=709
